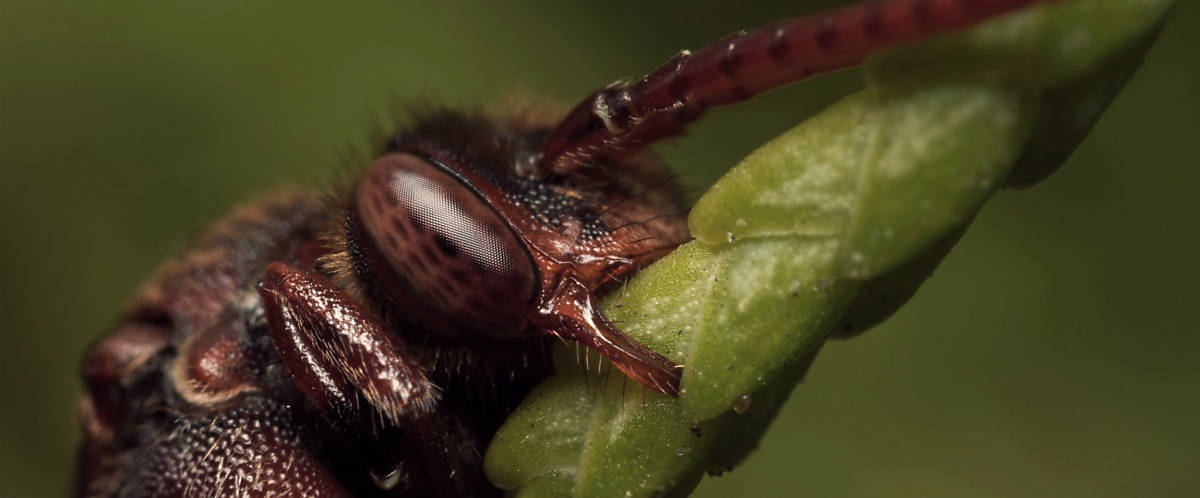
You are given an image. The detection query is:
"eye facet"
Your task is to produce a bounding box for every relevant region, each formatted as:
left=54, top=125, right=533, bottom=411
left=355, top=153, right=538, bottom=338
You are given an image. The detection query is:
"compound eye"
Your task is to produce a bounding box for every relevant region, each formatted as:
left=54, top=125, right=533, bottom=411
left=356, top=153, right=537, bottom=337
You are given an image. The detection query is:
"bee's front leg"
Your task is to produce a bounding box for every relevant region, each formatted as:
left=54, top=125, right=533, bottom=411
left=258, top=262, right=492, bottom=496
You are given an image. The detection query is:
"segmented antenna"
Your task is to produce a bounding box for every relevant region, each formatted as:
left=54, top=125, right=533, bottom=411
left=537, top=0, right=1053, bottom=175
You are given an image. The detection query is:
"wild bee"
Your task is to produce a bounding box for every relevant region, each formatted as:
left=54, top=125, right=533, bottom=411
left=75, top=1, right=1054, bottom=496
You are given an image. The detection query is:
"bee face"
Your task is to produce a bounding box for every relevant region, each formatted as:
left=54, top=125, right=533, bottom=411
left=348, top=110, right=688, bottom=343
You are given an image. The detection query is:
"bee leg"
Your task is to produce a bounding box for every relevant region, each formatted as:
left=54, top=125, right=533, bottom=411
left=77, top=319, right=170, bottom=497
left=258, top=262, right=489, bottom=495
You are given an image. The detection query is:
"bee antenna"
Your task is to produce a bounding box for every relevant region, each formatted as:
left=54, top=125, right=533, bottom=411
left=536, top=0, right=1048, bottom=175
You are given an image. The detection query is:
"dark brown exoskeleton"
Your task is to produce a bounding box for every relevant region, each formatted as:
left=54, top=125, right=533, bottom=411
left=75, top=1, right=1051, bottom=496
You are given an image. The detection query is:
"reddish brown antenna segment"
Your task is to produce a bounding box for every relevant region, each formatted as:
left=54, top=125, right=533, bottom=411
left=537, top=0, right=1053, bottom=175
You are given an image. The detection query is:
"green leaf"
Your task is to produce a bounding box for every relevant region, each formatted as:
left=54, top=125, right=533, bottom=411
left=485, top=1, right=1173, bottom=496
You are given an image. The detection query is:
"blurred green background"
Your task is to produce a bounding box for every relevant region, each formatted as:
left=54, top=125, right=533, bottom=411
left=1, top=1, right=1196, bottom=497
